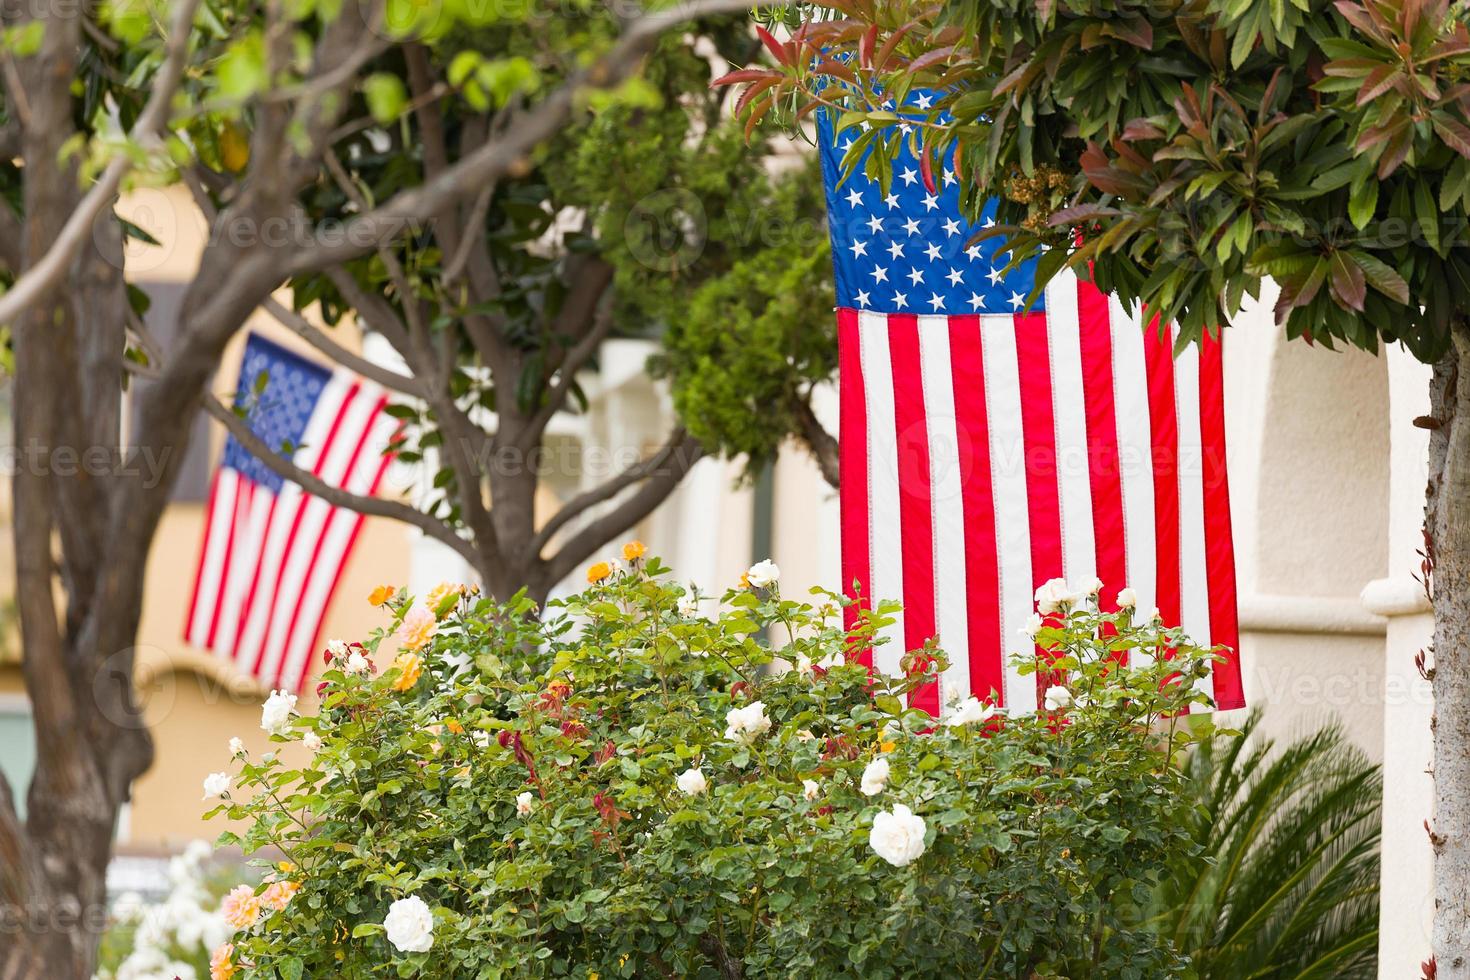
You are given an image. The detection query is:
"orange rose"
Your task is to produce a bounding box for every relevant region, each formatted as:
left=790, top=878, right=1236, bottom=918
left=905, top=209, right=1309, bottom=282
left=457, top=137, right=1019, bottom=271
left=391, top=651, right=423, bottom=692
left=261, top=879, right=299, bottom=911
left=368, top=585, right=396, bottom=607
left=210, top=943, right=237, bottom=980
left=586, top=561, right=612, bottom=584
left=221, top=885, right=262, bottom=930
left=396, top=606, right=437, bottom=651
left=622, top=540, right=647, bottom=562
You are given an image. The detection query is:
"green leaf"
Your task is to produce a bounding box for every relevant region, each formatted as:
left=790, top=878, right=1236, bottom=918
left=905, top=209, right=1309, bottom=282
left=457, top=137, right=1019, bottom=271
left=364, top=73, right=408, bottom=125
left=1415, top=180, right=1442, bottom=253
left=1348, top=176, right=1378, bottom=230
left=1348, top=251, right=1410, bottom=305
left=217, top=33, right=268, bottom=101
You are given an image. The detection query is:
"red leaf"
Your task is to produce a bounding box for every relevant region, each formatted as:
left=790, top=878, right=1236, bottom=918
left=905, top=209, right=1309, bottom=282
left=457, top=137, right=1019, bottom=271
left=859, top=23, right=878, bottom=68
left=711, top=68, right=779, bottom=88
left=909, top=45, right=957, bottom=72
left=919, top=141, right=936, bottom=194
left=755, top=26, right=790, bottom=66
left=874, top=23, right=915, bottom=70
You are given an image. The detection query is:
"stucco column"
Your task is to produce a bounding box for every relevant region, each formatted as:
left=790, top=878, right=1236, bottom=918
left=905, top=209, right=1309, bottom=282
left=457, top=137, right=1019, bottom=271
left=1363, top=345, right=1435, bottom=978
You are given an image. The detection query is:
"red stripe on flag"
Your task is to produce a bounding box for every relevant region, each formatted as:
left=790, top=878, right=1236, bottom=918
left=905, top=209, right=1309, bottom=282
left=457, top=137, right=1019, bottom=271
left=887, top=316, right=939, bottom=716
left=250, top=382, right=362, bottom=678
left=231, top=494, right=279, bottom=664
left=1078, top=280, right=1127, bottom=611
left=838, top=308, right=873, bottom=667
left=949, top=316, right=1004, bottom=705
left=1144, top=318, right=1182, bottom=632
left=1198, top=333, right=1244, bottom=709
left=205, top=478, right=248, bottom=649
left=275, top=394, right=389, bottom=690
left=1013, top=311, right=1063, bottom=698
left=185, top=469, right=223, bottom=644
left=299, top=431, right=400, bottom=692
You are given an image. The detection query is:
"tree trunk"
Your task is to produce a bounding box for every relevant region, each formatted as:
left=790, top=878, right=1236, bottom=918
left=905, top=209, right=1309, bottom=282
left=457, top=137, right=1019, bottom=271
left=1432, top=326, right=1470, bottom=977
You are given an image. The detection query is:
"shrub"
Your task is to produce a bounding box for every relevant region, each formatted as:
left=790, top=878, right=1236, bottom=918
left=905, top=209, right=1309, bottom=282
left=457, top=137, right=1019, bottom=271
left=206, top=555, right=1225, bottom=979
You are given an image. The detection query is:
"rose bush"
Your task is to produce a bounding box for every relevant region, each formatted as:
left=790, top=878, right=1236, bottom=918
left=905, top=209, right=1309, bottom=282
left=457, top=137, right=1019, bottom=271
left=206, top=552, right=1225, bottom=978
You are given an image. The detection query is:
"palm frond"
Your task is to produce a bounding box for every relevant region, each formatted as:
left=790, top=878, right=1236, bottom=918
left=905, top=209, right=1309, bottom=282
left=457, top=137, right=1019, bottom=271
left=1150, top=711, right=1382, bottom=979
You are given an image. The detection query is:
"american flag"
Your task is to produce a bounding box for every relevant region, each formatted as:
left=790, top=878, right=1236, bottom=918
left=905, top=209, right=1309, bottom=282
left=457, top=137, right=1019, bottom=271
left=185, top=333, right=399, bottom=693
left=820, top=106, right=1244, bottom=714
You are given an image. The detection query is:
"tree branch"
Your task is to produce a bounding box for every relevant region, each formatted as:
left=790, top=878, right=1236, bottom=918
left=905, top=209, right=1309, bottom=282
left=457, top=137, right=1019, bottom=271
left=521, top=257, right=617, bottom=445
left=283, top=0, right=766, bottom=278
left=201, top=395, right=481, bottom=567
left=791, top=396, right=839, bottom=489
left=0, top=0, right=201, bottom=327
left=531, top=426, right=697, bottom=554
left=261, top=297, right=423, bottom=396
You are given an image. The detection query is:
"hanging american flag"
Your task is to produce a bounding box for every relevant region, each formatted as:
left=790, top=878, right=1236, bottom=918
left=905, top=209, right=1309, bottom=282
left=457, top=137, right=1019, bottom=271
left=185, top=333, right=399, bottom=693
left=820, top=106, right=1243, bottom=715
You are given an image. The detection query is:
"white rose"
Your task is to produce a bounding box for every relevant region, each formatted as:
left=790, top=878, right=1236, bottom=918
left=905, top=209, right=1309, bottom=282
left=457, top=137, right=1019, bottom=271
left=383, top=895, right=435, bottom=953
left=1034, top=577, right=1088, bottom=615
left=260, top=690, right=297, bottom=736
left=201, top=772, right=230, bottom=801
left=724, top=701, right=771, bottom=744
left=345, top=651, right=371, bottom=675
left=869, top=803, right=927, bottom=867
left=746, top=559, right=780, bottom=589
left=1043, top=685, right=1074, bottom=711
left=1089, top=577, right=1104, bottom=594
left=860, top=756, right=891, bottom=797
left=676, top=767, right=708, bottom=796
left=1149, top=606, right=1162, bottom=622
left=325, top=639, right=349, bottom=659
left=228, top=737, right=244, bottom=757
left=944, top=696, right=997, bottom=728
left=515, top=790, right=535, bottom=816
left=1115, top=587, right=1137, bottom=610
left=1020, top=612, right=1044, bottom=641
left=802, top=778, right=821, bottom=802
left=303, top=731, right=323, bottom=753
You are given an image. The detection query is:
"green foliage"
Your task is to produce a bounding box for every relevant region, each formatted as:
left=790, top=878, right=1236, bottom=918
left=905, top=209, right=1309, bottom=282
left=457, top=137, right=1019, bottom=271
left=209, top=557, right=1229, bottom=978
left=736, top=0, right=1470, bottom=361
left=1151, top=712, right=1382, bottom=979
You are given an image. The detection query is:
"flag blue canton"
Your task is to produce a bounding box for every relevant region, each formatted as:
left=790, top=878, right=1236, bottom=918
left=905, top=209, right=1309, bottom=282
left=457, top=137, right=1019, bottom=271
left=221, top=333, right=332, bottom=494
left=817, top=100, right=1042, bottom=316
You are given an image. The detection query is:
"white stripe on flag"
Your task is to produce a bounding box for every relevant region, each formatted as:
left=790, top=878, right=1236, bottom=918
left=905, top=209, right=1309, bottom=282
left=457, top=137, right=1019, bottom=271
left=980, top=314, right=1036, bottom=714
left=187, top=469, right=237, bottom=648
left=1045, top=270, right=1096, bottom=592
left=213, top=482, right=268, bottom=656
left=1110, top=296, right=1158, bottom=666
left=858, top=312, right=905, bottom=678
left=918, top=315, right=968, bottom=709
left=275, top=400, right=393, bottom=690
left=258, top=384, right=375, bottom=685
left=233, top=374, right=354, bottom=677
left=1174, top=341, right=1215, bottom=704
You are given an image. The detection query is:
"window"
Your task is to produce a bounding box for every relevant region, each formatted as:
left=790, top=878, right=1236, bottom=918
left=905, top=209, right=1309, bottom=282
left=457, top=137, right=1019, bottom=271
left=0, top=694, right=36, bottom=819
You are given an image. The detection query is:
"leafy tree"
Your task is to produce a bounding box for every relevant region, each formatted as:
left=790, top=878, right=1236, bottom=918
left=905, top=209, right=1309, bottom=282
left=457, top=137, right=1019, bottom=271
left=721, top=0, right=1466, bottom=968
left=0, top=0, right=828, bottom=972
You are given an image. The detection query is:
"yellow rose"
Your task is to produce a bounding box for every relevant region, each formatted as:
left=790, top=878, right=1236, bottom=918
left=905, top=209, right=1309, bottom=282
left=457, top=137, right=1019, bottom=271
left=368, top=585, right=396, bottom=607
left=587, top=561, right=612, bottom=584
left=392, top=652, right=423, bottom=692
left=622, top=540, right=647, bottom=562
